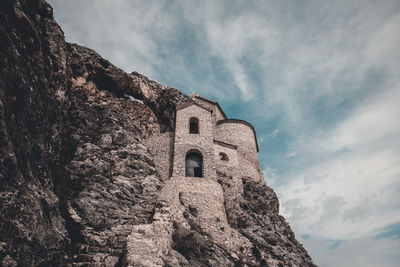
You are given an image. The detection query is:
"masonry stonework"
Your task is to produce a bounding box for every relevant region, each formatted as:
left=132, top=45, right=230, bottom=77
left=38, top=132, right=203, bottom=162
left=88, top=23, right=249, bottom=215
left=192, top=95, right=227, bottom=124
left=172, top=104, right=215, bottom=179
left=145, top=93, right=263, bottom=185
left=213, top=142, right=238, bottom=167
left=143, top=132, right=174, bottom=181
left=215, top=120, right=263, bottom=183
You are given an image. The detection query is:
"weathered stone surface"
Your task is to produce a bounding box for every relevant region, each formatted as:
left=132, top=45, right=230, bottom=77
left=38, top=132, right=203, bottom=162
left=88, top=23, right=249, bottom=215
left=0, top=0, right=70, bottom=265
left=0, top=0, right=316, bottom=266
left=63, top=54, right=164, bottom=264
left=218, top=171, right=316, bottom=266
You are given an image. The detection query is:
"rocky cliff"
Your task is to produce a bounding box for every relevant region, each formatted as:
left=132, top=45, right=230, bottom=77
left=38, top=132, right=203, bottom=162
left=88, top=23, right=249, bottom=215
left=0, top=0, right=315, bottom=266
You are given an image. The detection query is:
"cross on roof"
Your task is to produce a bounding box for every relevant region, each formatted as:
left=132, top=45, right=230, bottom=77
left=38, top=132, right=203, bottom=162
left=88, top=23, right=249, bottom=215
left=190, top=92, right=199, bottom=99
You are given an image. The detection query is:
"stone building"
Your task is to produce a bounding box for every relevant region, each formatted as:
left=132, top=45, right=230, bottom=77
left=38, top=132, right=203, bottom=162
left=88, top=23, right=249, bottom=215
left=146, top=93, right=263, bottom=184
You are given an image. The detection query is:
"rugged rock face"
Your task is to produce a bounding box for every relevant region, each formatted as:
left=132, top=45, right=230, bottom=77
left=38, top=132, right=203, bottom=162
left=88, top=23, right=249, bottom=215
left=0, top=1, right=69, bottom=265
left=217, top=172, right=315, bottom=266
left=0, top=0, right=315, bottom=266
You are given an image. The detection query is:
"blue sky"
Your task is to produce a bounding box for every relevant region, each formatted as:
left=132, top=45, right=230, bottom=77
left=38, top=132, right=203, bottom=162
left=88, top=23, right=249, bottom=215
left=48, top=0, right=400, bottom=265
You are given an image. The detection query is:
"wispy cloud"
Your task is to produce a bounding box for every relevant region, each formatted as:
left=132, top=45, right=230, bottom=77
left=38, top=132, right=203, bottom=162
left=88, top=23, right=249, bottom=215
left=49, top=0, right=181, bottom=77
left=304, top=236, right=400, bottom=267
left=277, top=81, right=400, bottom=237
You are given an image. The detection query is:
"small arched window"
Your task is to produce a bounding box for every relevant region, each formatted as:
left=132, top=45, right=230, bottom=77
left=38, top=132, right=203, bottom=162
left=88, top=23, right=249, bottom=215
left=189, top=117, right=199, bottom=134
left=219, top=152, right=229, bottom=161
left=186, top=151, right=203, bottom=177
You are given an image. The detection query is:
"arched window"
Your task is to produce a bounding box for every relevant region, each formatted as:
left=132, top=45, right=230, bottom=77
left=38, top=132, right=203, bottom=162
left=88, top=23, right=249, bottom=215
left=219, top=152, right=229, bottom=161
left=189, top=117, right=199, bottom=134
left=185, top=151, right=203, bottom=177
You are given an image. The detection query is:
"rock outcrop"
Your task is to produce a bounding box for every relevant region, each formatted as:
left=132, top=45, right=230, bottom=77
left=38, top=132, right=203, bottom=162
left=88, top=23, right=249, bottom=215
left=0, top=0, right=315, bottom=266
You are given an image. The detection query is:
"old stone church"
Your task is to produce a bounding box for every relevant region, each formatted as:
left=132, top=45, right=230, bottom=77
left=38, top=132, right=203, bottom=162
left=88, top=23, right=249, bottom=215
left=146, top=93, right=263, bottom=184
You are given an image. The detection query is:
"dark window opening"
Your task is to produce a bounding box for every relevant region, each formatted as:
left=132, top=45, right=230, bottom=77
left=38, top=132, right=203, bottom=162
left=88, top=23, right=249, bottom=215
left=186, top=152, right=203, bottom=177
left=219, top=152, right=229, bottom=161
left=189, top=117, right=199, bottom=134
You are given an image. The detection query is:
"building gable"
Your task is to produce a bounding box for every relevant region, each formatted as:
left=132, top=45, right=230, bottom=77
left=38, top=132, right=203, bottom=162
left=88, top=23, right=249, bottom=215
left=176, top=101, right=213, bottom=114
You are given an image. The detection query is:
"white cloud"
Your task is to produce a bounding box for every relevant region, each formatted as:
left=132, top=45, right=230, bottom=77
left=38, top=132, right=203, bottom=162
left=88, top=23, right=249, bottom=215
left=263, top=165, right=279, bottom=187
left=304, top=236, right=400, bottom=267
left=313, top=87, right=400, bottom=153
left=266, top=128, right=279, bottom=139
left=277, top=84, right=400, bottom=240
left=175, top=1, right=280, bottom=100
left=257, top=128, right=279, bottom=146
left=366, top=14, right=400, bottom=74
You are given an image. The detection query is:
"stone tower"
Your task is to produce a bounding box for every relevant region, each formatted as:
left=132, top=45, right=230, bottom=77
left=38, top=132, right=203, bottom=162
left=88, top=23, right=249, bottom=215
left=171, top=101, right=216, bottom=179
left=170, top=94, right=263, bottom=184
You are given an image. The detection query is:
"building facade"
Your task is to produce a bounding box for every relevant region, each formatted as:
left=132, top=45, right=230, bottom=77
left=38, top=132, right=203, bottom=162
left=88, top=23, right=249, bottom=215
left=145, top=94, right=263, bottom=184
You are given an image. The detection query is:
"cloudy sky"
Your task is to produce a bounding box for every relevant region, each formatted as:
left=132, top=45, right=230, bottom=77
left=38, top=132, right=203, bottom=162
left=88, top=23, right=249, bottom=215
left=48, top=0, right=400, bottom=265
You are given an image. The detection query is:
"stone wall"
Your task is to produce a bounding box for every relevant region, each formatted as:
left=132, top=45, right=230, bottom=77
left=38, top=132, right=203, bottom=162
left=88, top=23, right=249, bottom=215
left=172, top=104, right=215, bottom=179
left=213, top=141, right=238, bottom=167
left=238, top=155, right=264, bottom=183
left=144, top=132, right=174, bottom=181
left=215, top=121, right=263, bottom=182
left=213, top=108, right=226, bottom=122
left=160, top=176, right=228, bottom=239
left=160, top=177, right=252, bottom=254
left=161, top=177, right=226, bottom=216
left=215, top=121, right=258, bottom=154
left=193, top=96, right=226, bottom=124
